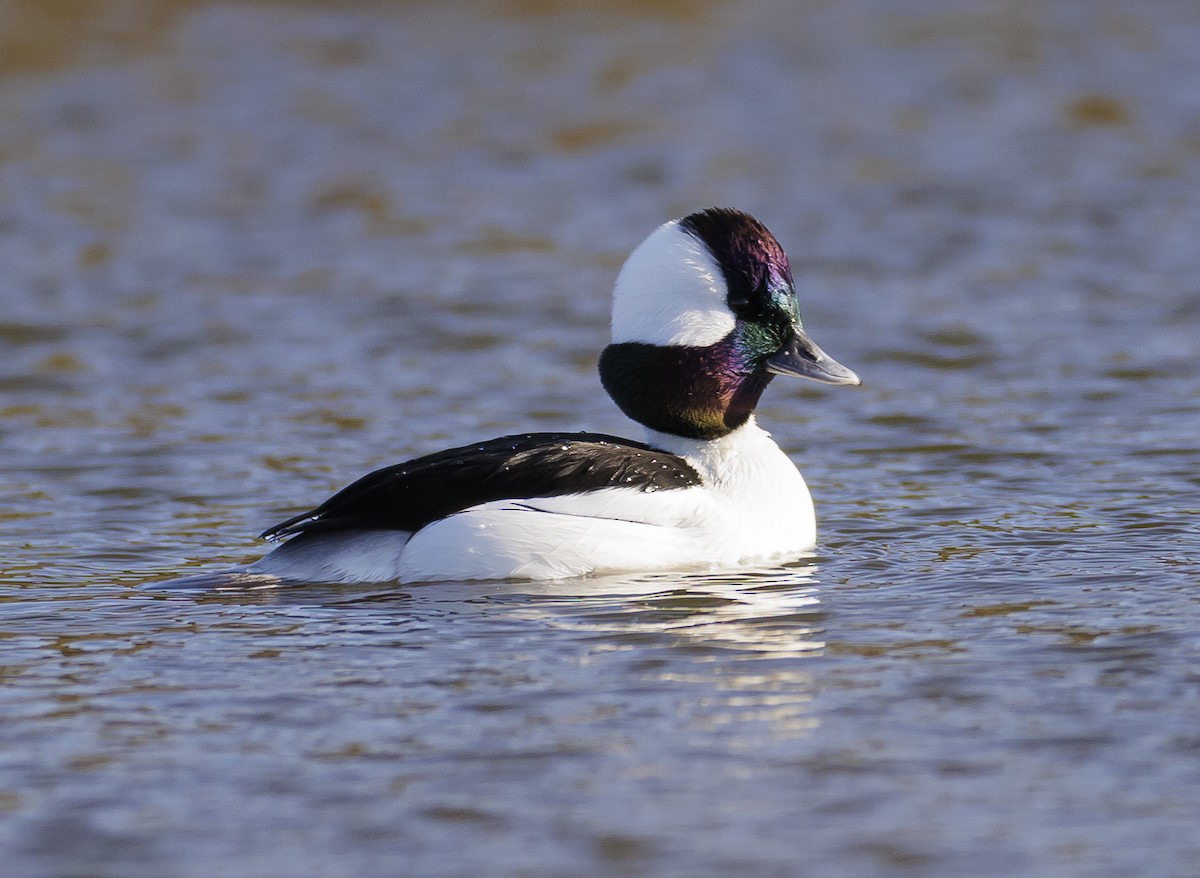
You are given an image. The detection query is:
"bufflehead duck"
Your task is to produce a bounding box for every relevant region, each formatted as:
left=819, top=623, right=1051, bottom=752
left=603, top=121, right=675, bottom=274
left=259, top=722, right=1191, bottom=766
left=244, top=208, right=859, bottom=584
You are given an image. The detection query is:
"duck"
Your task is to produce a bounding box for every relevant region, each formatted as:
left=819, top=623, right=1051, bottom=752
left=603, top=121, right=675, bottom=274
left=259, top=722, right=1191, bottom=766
left=241, top=208, right=860, bottom=584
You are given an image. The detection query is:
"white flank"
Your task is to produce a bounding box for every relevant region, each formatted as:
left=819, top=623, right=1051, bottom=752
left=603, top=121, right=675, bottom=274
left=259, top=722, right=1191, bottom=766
left=610, top=220, right=736, bottom=346
left=397, top=491, right=708, bottom=581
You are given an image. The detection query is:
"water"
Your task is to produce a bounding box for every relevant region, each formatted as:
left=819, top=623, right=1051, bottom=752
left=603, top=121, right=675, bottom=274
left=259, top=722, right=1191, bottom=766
left=2, top=1, right=1199, bottom=876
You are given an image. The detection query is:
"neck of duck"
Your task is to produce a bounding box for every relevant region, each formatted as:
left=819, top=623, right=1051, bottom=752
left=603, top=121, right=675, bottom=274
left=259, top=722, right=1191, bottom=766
left=598, top=336, right=775, bottom=442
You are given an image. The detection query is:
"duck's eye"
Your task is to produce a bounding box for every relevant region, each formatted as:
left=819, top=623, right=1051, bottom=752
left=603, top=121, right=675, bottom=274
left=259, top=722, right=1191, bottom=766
left=729, top=275, right=772, bottom=318
left=728, top=293, right=753, bottom=315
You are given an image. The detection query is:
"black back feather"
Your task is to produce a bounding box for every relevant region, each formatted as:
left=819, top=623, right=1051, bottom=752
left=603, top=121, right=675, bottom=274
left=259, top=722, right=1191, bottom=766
left=260, top=431, right=702, bottom=540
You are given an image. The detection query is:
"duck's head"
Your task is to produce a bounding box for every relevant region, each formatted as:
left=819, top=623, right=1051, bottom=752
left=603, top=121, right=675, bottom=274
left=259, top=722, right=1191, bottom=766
left=598, top=207, right=860, bottom=440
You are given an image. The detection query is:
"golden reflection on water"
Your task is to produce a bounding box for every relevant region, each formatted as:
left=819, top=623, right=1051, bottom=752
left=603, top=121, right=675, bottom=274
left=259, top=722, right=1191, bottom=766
left=0, top=0, right=718, bottom=77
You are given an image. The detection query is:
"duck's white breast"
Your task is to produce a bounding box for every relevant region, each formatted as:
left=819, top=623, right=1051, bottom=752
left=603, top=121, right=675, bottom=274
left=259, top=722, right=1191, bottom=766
left=645, top=417, right=817, bottom=557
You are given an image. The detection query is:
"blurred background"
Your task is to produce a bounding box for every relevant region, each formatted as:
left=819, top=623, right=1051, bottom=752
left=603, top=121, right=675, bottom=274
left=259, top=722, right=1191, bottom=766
left=1, top=2, right=1198, bottom=877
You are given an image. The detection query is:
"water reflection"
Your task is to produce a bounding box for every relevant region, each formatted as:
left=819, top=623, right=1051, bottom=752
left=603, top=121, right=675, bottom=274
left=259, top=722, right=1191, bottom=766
left=153, top=560, right=826, bottom=659
left=507, top=565, right=825, bottom=656
left=132, top=563, right=830, bottom=752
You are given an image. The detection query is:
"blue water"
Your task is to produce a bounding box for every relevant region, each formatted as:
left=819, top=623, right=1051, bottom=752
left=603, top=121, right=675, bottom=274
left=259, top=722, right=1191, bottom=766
left=1, top=2, right=1198, bottom=876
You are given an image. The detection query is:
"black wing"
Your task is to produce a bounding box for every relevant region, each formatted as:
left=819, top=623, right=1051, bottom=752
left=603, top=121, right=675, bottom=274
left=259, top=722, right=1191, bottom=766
left=260, top=431, right=702, bottom=540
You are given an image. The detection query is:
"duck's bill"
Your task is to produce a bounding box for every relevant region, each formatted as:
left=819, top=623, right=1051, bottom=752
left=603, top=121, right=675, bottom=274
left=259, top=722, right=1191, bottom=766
left=766, top=330, right=862, bottom=386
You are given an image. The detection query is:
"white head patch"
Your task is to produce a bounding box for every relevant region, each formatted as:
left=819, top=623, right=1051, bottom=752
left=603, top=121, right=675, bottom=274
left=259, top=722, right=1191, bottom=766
left=610, top=220, right=736, bottom=347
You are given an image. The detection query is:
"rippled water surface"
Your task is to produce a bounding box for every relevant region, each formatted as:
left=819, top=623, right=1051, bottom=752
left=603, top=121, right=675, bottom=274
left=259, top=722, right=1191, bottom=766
left=2, top=2, right=1199, bottom=876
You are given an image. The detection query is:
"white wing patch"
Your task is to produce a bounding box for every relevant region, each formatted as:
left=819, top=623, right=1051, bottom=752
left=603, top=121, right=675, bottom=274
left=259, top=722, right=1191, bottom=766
left=610, top=221, right=736, bottom=347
